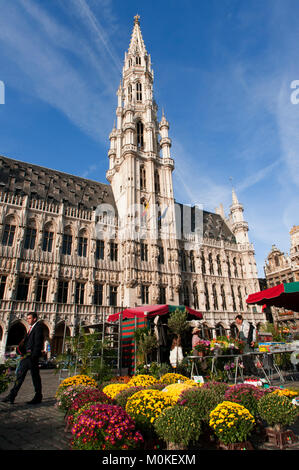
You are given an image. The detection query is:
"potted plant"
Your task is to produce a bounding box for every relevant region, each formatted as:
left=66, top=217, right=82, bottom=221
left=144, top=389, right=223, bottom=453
left=209, top=400, right=255, bottom=449
left=224, top=383, right=266, bottom=418
left=70, top=403, right=144, bottom=450
left=125, top=389, right=174, bottom=441
left=154, top=404, right=201, bottom=450
left=133, top=327, right=158, bottom=368
left=194, top=340, right=210, bottom=357
left=257, top=392, right=299, bottom=449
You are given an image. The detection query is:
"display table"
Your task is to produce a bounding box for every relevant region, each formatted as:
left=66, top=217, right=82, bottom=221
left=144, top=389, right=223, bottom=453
left=188, top=353, right=244, bottom=384
left=188, top=348, right=296, bottom=385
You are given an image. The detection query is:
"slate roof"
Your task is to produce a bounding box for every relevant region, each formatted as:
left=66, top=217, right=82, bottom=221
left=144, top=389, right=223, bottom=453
left=0, top=155, right=235, bottom=243
left=175, top=202, right=236, bottom=244
left=0, top=155, right=116, bottom=211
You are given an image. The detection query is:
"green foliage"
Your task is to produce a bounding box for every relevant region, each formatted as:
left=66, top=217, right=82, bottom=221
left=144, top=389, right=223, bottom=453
left=56, top=328, right=114, bottom=382
left=178, top=388, right=221, bottom=422
left=133, top=327, right=157, bottom=364
left=257, top=393, right=299, bottom=428
left=224, top=384, right=266, bottom=417
left=0, top=361, right=13, bottom=394
left=167, top=309, right=190, bottom=337
left=154, top=404, right=201, bottom=447
left=259, top=322, right=284, bottom=341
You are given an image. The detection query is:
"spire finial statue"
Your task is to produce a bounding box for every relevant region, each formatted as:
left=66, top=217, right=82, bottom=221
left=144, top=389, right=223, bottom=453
left=134, top=14, right=140, bottom=25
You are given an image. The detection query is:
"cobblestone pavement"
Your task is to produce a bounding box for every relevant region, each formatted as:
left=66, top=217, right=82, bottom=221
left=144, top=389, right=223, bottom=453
left=0, top=369, right=298, bottom=451
left=0, top=369, right=70, bottom=450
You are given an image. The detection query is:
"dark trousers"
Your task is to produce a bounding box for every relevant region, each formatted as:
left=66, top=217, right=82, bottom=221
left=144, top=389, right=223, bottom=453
left=243, top=344, right=258, bottom=376
left=9, top=356, right=42, bottom=399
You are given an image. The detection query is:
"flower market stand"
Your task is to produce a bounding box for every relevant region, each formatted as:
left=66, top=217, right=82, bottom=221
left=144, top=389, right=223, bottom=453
left=246, top=281, right=299, bottom=312
left=107, top=305, right=203, bottom=375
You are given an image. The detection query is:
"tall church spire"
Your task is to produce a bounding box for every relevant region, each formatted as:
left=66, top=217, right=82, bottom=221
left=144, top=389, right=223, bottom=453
left=106, top=16, right=175, bottom=248
left=127, top=14, right=148, bottom=56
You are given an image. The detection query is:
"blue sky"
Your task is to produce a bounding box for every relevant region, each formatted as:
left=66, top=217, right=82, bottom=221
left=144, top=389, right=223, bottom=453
left=0, top=0, right=299, bottom=278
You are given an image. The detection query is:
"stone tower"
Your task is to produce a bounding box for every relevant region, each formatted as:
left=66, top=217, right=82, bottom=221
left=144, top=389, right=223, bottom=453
left=106, top=15, right=178, bottom=306
left=227, top=188, right=259, bottom=293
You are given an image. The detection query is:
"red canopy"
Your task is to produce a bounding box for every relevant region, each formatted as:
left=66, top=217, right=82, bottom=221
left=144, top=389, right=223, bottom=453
left=246, top=282, right=299, bottom=312
left=107, top=304, right=203, bottom=322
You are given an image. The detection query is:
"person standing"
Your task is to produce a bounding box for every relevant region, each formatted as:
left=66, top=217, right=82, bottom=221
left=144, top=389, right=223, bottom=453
left=235, top=314, right=257, bottom=376
left=169, top=335, right=183, bottom=368
left=191, top=327, right=201, bottom=356
left=3, top=312, right=44, bottom=404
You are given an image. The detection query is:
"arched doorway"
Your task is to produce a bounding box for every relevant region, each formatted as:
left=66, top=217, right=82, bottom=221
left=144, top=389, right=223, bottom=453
left=39, top=321, right=50, bottom=359
left=215, top=323, right=226, bottom=337
left=6, top=321, right=27, bottom=354
left=52, top=322, right=71, bottom=356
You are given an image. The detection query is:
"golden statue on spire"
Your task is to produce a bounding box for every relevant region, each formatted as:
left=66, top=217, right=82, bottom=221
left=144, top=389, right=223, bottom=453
left=134, top=14, right=140, bottom=25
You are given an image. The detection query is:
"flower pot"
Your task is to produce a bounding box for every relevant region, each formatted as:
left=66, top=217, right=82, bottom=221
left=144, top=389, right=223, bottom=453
left=265, top=427, right=298, bottom=449
left=218, top=441, right=253, bottom=450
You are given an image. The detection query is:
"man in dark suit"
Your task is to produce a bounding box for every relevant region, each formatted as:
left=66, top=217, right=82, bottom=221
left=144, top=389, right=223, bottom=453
left=3, top=312, right=44, bottom=404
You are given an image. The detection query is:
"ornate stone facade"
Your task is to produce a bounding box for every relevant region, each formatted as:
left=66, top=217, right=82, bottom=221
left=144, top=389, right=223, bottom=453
left=0, top=17, right=264, bottom=356
left=264, top=225, right=299, bottom=325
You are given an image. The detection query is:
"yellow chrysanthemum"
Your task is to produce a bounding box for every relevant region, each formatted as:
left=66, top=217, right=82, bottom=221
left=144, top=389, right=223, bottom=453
left=102, top=383, right=131, bottom=399
left=128, top=374, right=158, bottom=387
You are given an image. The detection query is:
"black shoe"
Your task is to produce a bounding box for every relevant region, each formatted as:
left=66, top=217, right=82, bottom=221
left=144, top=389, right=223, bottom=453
left=27, top=394, right=42, bottom=405
left=2, top=395, right=14, bottom=404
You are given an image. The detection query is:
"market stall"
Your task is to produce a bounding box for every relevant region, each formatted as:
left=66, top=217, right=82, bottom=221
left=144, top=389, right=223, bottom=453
left=246, top=281, right=299, bottom=312
left=107, top=304, right=203, bottom=374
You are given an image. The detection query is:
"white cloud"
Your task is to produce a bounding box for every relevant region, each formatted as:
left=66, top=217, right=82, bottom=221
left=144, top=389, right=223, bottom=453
left=0, top=0, right=120, bottom=143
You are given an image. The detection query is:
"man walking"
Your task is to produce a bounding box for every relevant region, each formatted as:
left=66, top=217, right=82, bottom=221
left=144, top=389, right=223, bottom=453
left=3, top=312, right=44, bottom=404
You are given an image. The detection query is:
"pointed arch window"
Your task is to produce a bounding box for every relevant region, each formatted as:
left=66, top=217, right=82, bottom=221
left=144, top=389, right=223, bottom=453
left=204, top=283, right=210, bottom=311
left=136, top=82, right=142, bottom=101
left=183, top=282, right=190, bottom=306
left=221, top=284, right=227, bottom=310
left=136, top=56, right=141, bottom=65
left=216, top=254, right=222, bottom=276
left=154, top=170, right=160, bottom=193
left=212, top=283, right=218, bottom=310
left=201, top=252, right=206, bottom=274
left=157, top=203, right=162, bottom=231
left=238, top=286, right=244, bottom=311
left=137, top=121, right=144, bottom=148
left=231, top=285, right=237, bottom=312
left=180, top=250, right=187, bottom=272
left=24, top=220, right=37, bottom=250
left=209, top=253, right=214, bottom=275
left=2, top=222, right=16, bottom=247
left=190, top=251, right=195, bottom=272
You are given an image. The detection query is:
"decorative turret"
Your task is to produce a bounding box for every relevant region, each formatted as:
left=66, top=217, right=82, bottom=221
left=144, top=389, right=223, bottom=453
left=159, top=110, right=172, bottom=159
left=229, top=188, right=249, bottom=244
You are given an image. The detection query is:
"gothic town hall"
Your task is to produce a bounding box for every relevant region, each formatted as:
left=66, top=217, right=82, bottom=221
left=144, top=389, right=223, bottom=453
left=0, top=17, right=265, bottom=356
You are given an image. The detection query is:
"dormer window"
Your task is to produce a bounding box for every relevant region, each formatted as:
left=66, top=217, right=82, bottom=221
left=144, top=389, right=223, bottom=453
left=136, top=82, right=142, bottom=101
